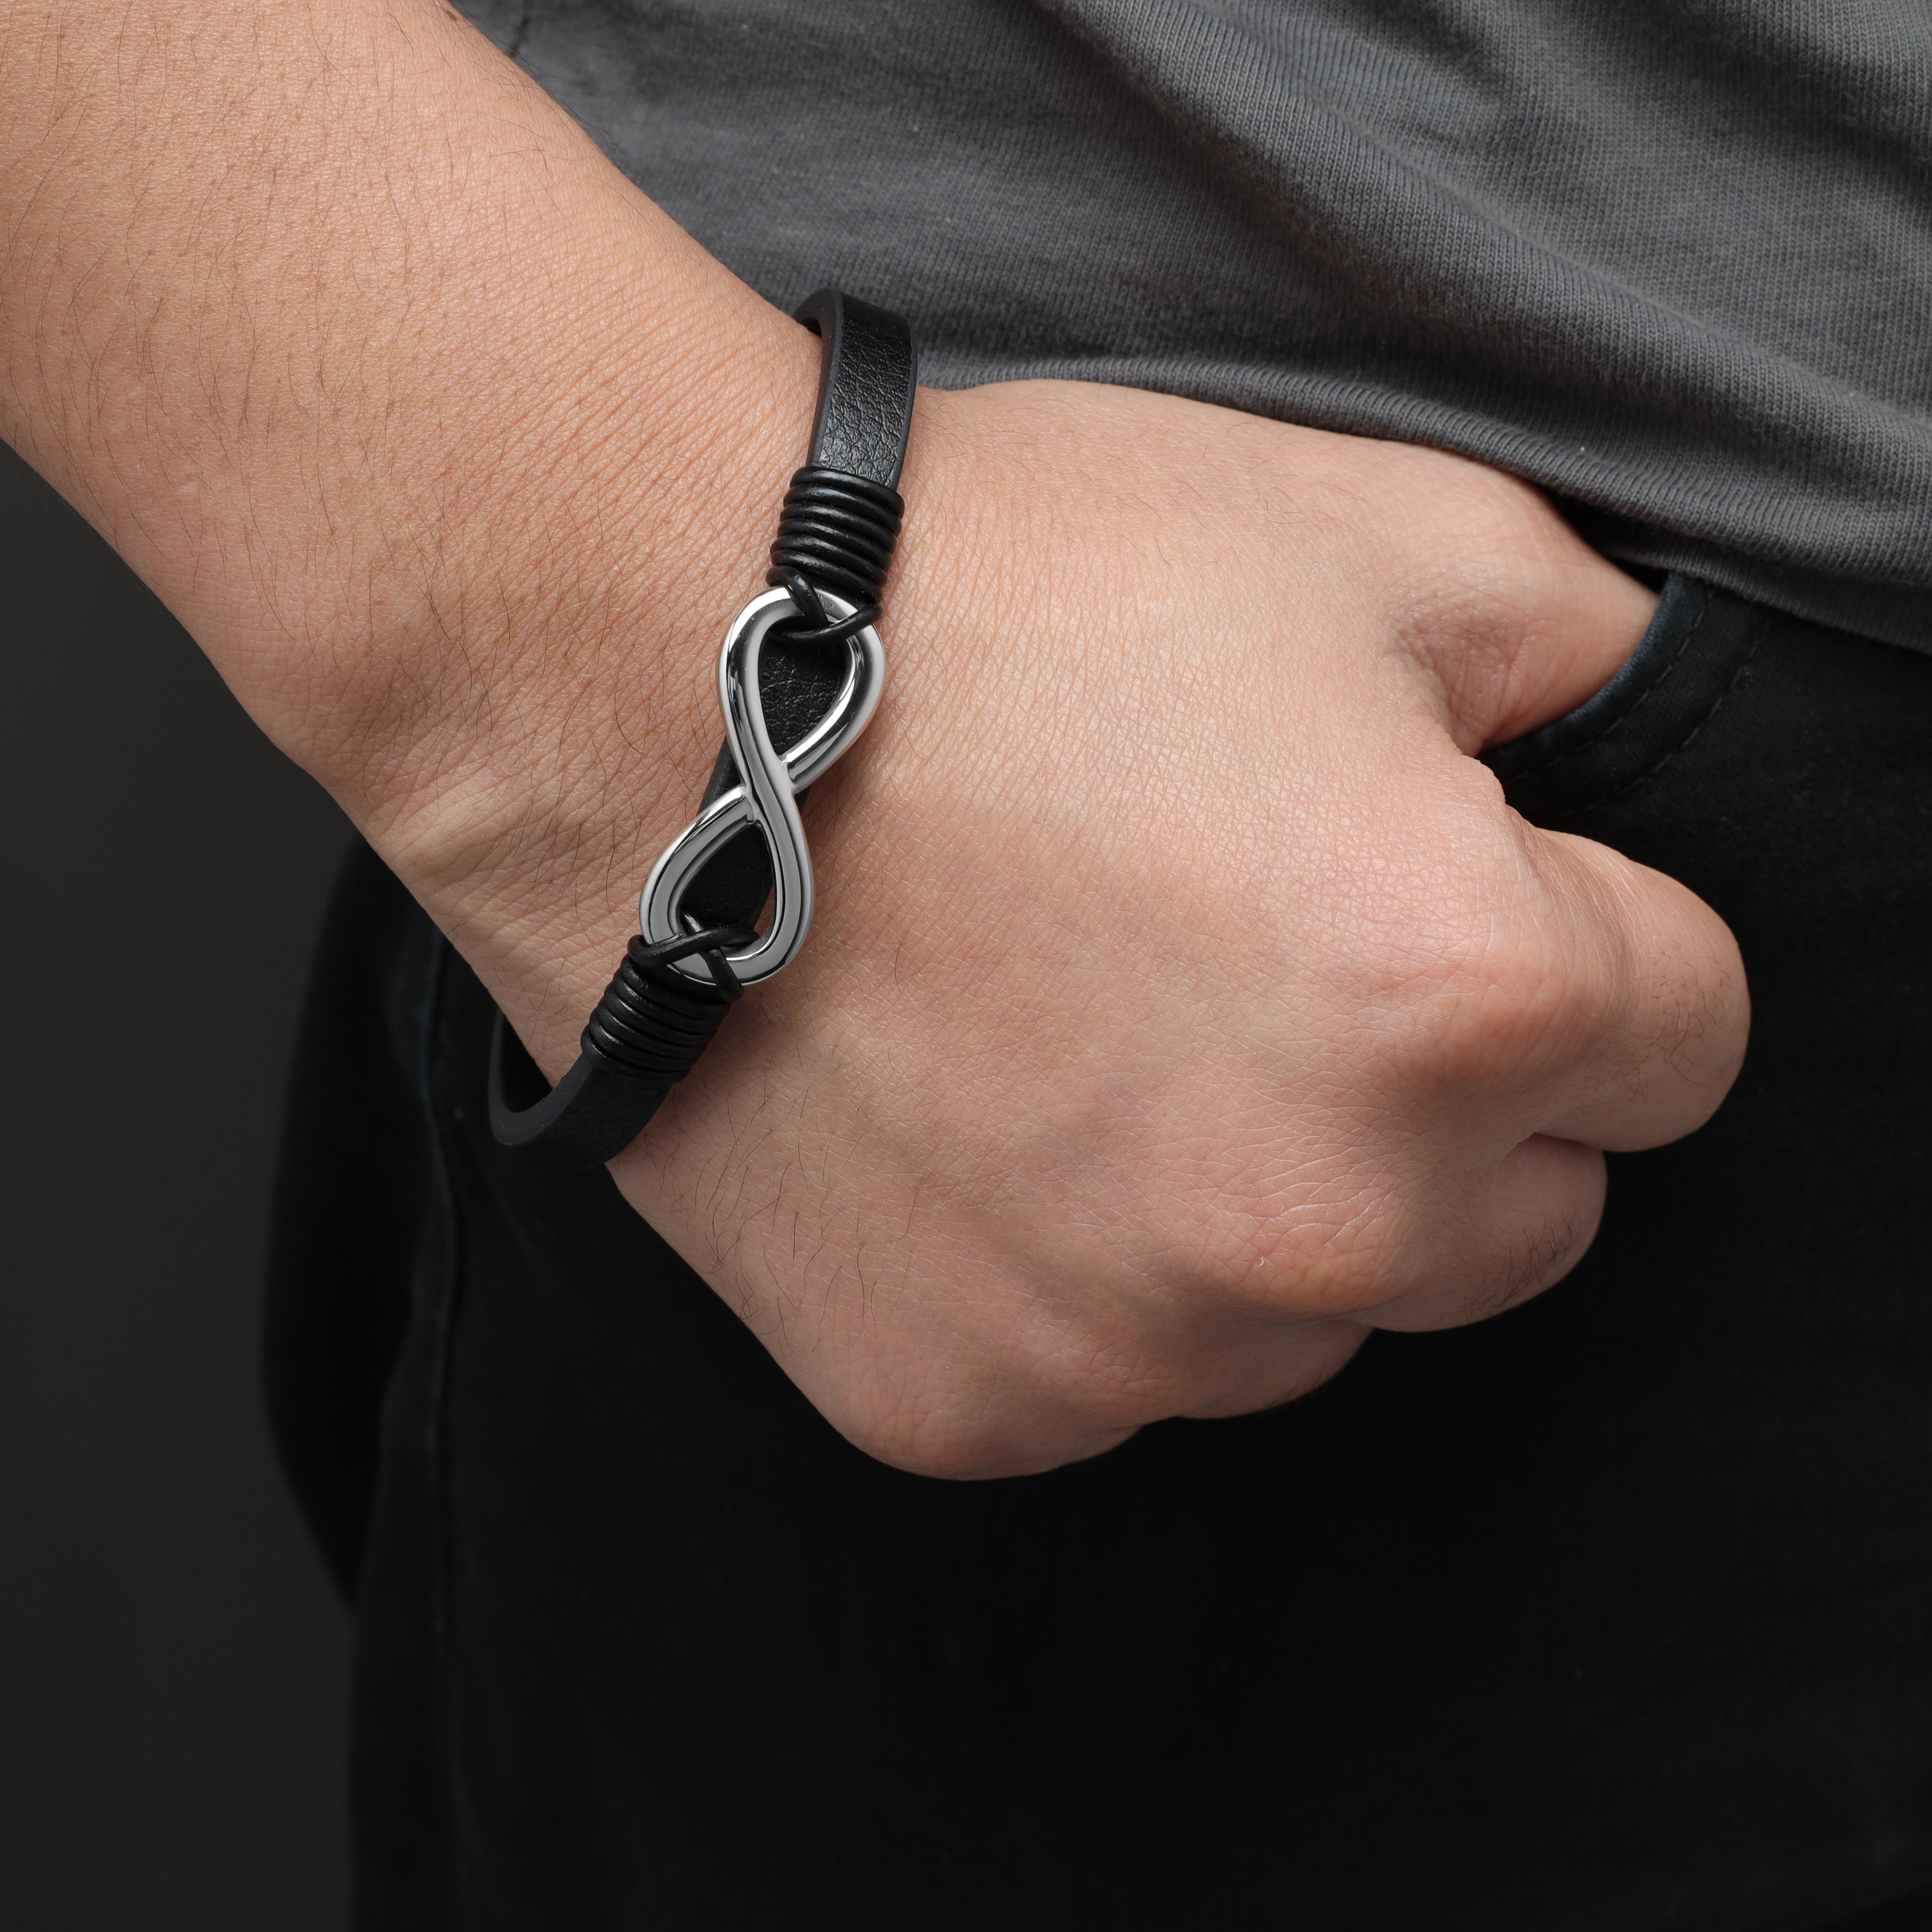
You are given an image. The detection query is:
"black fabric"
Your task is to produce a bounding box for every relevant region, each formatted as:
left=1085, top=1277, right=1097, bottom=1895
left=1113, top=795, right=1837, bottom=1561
left=263, top=852, right=432, bottom=1599
left=269, top=578, right=1932, bottom=1929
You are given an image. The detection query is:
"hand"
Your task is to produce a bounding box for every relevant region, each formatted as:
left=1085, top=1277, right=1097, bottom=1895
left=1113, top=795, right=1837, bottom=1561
left=0, top=0, right=1745, bottom=1482
left=461, top=380, right=1745, bottom=1479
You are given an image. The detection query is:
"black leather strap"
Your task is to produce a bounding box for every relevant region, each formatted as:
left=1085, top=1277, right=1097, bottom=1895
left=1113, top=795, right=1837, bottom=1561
left=793, top=288, right=917, bottom=487
left=489, top=290, right=918, bottom=1163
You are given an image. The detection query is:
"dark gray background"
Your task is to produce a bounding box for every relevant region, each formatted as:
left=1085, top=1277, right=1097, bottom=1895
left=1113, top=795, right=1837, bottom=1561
left=3, top=441, right=352, bottom=1930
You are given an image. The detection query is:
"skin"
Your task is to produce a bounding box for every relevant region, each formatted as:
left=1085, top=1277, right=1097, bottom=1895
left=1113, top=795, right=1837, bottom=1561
left=1, top=0, right=1747, bottom=1478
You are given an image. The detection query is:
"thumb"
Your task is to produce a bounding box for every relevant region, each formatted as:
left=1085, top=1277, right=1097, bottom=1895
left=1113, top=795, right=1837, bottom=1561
left=1483, top=550, right=1660, bottom=748
left=1379, top=458, right=1660, bottom=750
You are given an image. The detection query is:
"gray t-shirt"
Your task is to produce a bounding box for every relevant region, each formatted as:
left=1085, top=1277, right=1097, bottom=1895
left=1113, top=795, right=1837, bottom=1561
left=469, top=0, right=1932, bottom=652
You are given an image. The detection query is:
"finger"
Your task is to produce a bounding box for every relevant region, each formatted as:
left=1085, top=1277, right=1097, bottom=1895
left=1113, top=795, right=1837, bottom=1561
left=1525, top=828, right=1750, bottom=1152
left=1178, top=1316, right=1375, bottom=1421
left=1476, top=549, right=1659, bottom=746
left=1193, top=1133, right=1605, bottom=1382
left=1369, top=1130, right=1608, bottom=1334
left=1377, top=452, right=1659, bottom=748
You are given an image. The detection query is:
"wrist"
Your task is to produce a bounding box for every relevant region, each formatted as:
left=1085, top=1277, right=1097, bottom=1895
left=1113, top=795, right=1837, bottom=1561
left=359, top=301, right=829, bottom=1065
left=0, top=0, right=833, bottom=1040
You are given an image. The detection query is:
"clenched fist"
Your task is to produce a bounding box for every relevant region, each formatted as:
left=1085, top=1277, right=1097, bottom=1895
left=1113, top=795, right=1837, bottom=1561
left=469, top=378, right=1745, bottom=1478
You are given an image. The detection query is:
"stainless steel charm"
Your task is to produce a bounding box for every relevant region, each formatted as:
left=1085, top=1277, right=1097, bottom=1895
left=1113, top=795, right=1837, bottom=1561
left=638, top=586, right=886, bottom=988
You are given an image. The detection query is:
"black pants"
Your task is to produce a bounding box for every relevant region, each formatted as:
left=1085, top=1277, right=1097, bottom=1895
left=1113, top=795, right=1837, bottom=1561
left=268, top=578, right=1932, bottom=1931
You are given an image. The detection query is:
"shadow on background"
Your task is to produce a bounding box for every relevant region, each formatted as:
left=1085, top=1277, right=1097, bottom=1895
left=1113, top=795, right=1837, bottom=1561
left=3, top=442, right=352, bottom=1929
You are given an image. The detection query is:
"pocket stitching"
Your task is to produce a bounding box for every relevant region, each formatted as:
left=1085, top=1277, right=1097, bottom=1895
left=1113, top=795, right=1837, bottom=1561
left=1582, top=624, right=1763, bottom=811
left=1499, top=585, right=1713, bottom=782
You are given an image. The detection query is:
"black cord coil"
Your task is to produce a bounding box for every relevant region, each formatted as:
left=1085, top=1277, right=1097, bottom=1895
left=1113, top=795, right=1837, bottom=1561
left=580, top=925, right=755, bottom=1082
left=766, top=467, right=904, bottom=640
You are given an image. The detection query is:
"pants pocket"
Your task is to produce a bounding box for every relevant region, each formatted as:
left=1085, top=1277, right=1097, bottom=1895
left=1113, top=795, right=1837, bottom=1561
left=1481, top=574, right=1766, bottom=826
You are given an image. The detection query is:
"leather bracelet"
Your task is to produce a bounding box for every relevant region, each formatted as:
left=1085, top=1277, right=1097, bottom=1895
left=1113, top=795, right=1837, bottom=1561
left=488, top=289, right=918, bottom=1163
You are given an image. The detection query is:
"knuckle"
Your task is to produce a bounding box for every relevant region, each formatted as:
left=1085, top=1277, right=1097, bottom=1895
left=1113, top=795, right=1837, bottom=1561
left=1251, top=1191, right=1423, bottom=1318
left=850, top=1420, right=1010, bottom=1483
left=1463, top=1212, right=1589, bottom=1324
left=835, top=1379, right=1016, bottom=1481
left=1137, top=1153, right=1422, bottom=1323
left=1640, top=922, right=1750, bottom=1084
left=833, top=1338, right=1153, bottom=1482
left=1385, top=898, right=1604, bottom=1093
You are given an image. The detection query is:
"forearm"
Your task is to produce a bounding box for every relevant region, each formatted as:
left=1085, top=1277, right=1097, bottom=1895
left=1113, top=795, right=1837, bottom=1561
left=0, top=0, right=816, bottom=989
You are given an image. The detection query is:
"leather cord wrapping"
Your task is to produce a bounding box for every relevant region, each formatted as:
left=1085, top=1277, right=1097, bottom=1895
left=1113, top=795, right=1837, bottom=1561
left=489, top=289, right=918, bottom=1163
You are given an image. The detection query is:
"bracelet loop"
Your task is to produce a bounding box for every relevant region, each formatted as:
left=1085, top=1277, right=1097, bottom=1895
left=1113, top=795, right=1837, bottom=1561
left=768, top=468, right=903, bottom=611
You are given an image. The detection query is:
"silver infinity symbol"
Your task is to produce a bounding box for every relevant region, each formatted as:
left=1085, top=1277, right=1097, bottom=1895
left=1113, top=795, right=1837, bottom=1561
left=638, top=586, right=886, bottom=988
